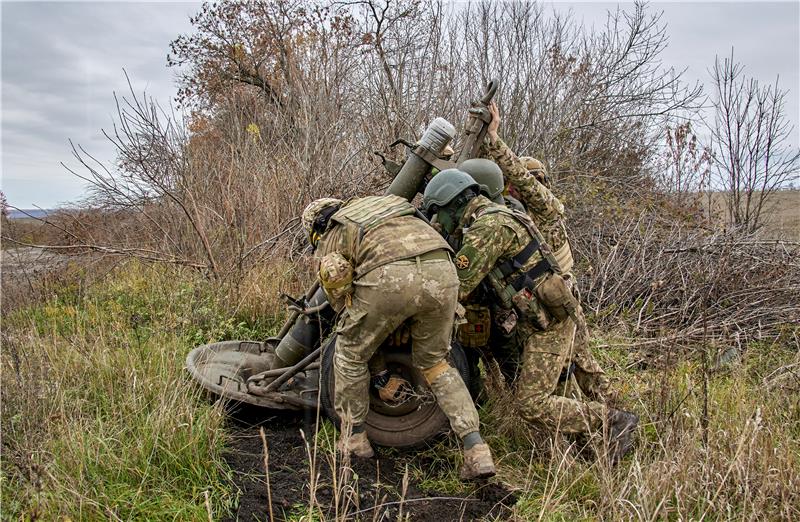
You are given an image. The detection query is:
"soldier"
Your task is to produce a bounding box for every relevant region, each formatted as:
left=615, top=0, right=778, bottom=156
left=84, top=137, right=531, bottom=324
left=457, top=158, right=526, bottom=384
left=301, top=195, right=496, bottom=480
left=421, top=170, right=638, bottom=463
left=480, top=101, right=611, bottom=403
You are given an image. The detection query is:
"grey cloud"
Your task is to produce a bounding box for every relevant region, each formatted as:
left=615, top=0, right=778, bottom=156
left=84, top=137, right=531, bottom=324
left=2, top=1, right=197, bottom=207
left=2, top=1, right=798, bottom=208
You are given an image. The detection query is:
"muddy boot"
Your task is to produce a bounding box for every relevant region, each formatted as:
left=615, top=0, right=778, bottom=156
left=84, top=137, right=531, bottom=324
left=460, top=443, right=496, bottom=480
left=608, top=409, right=639, bottom=465
left=377, top=375, right=411, bottom=403
left=338, top=431, right=374, bottom=459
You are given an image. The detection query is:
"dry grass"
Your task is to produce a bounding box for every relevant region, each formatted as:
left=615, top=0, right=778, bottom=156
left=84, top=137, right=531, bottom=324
left=2, top=258, right=798, bottom=520
left=0, top=261, right=282, bottom=520
left=471, top=335, right=800, bottom=520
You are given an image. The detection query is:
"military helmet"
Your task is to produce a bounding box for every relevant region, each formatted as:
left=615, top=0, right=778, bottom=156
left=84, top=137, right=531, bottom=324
left=520, top=156, right=544, bottom=171
left=519, top=156, right=550, bottom=187
left=459, top=158, right=504, bottom=203
left=422, top=169, right=480, bottom=212
left=302, top=197, right=343, bottom=244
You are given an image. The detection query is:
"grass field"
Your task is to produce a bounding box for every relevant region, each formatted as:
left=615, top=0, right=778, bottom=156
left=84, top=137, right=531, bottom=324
left=704, top=189, right=800, bottom=240
left=1, top=189, right=798, bottom=520
left=2, top=260, right=798, bottom=520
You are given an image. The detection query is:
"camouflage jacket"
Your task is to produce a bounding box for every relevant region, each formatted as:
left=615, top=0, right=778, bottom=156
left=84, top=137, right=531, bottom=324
left=454, top=195, right=544, bottom=301
left=316, top=196, right=451, bottom=278
left=483, top=137, right=570, bottom=252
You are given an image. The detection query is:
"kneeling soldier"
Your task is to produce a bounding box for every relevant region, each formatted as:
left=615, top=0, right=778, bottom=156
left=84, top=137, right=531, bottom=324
left=422, top=171, right=638, bottom=464
left=302, top=195, right=496, bottom=479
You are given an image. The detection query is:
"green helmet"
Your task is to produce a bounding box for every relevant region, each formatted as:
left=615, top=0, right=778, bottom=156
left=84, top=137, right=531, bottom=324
left=421, top=169, right=480, bottom=212
left=459, top=158, right=504, bottom=203
left=302, top=197, right=343, bottom=245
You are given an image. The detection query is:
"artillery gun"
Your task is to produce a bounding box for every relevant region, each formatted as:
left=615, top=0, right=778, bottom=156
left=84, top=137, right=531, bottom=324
left=187, top=80, right=498, bottom=447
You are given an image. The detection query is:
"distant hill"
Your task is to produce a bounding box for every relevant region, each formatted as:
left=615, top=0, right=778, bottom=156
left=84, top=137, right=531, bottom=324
left=6, top=209, right=55, bottom=219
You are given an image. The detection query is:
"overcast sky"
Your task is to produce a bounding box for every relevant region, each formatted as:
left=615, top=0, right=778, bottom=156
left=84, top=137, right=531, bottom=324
left=2, top=1, right=799, bottom=208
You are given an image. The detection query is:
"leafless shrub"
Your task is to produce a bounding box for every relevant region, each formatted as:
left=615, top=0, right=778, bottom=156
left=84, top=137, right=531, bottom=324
left=658, top=122, right=712, bottom=211
left=578, top=213, right=800, bottom=348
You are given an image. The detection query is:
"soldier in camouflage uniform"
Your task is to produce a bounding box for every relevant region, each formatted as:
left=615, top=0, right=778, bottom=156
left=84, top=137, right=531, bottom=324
left=422, top=171, right=638, bottom=462
left=302, top=196, right=495, bottom=479
left=480, top=101, right=611, bottom=402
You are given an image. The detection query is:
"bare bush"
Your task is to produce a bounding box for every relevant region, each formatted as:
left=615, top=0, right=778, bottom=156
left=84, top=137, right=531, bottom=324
left=659, top=122, right=712, bottom=210
left=579, top=214, right=800, bottom=347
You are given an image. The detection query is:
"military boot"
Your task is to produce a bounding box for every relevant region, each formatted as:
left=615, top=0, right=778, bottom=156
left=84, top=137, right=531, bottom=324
left=459, top=443, right=496, bottom=480
left=608, top=409, right=639, bottom=465
left=338, top=431, right=374, bottom=459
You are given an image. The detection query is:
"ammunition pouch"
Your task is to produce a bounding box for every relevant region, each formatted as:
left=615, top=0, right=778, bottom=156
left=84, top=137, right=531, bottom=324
left=535, top=273, right=579, bottom=323
left=485, top=255, right=553, bottom=331
left=510, top=288, right=551, bottom=331
left=457, top=304, right=491, bottom=348
left=319, top=252, right=354, bottom=312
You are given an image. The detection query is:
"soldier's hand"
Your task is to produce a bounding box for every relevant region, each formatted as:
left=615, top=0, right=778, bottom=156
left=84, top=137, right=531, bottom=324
left=388, top=322, right=411, bottom=346
left=487, top=101, right=500, bottom=142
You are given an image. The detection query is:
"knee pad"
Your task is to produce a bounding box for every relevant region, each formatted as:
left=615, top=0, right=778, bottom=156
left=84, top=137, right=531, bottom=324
left=420, top=359, right=451, bottom=385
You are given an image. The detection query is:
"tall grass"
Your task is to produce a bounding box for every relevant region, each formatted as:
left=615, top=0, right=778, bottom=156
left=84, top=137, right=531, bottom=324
left=3, top=260, right=797, bottom=520
left=1, top=261, right=287, bottom=519
left=471, top=338, right=800, bottom=520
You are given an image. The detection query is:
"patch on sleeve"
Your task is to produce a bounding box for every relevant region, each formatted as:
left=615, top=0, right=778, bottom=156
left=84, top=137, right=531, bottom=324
left=455, top=254, right=471, bottom=270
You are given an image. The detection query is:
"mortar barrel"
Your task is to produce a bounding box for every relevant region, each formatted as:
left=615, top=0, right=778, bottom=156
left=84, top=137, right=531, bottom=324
left=385, top=117, right=455, bottom=201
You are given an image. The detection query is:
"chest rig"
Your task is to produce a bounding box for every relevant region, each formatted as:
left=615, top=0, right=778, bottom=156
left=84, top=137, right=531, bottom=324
left=330, top=195, right=417, bottom=248
left=467, top=204, right=563, bottom=309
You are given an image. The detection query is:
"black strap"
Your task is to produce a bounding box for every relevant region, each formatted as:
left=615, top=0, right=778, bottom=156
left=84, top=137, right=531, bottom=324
left=496, top=238, right=540, bottom=278
left=508, top=258, right=552, bottom=292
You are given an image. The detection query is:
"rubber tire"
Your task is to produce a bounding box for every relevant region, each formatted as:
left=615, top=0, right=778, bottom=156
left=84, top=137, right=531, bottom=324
left=319, top=334, right=471, bottom=448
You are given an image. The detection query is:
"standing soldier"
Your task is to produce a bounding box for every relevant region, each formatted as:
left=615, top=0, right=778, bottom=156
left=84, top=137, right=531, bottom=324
left=479, top=101, right=611, bottom=403
left=421, top=170, right=638, bottom=463
left=302, top=195, right=496, bottom=480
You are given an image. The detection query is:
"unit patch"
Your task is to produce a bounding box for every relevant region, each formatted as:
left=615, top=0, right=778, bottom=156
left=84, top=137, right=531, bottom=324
left=455, top=254, right=470, bottom=269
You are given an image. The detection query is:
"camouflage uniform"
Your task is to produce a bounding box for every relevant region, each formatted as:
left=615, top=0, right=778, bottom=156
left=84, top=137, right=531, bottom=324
left=315, top=195, right=480, bottom=438
left=483, top=137, right=610, bottom=402
left=454, top=194, right=607, bottom=433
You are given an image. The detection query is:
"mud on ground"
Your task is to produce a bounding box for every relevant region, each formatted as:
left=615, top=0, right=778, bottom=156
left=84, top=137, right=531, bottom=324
left=223, top=407, right=516, bottom=521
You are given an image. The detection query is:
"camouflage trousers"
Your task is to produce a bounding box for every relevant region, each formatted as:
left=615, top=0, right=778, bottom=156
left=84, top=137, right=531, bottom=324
left=487, top=304, right=610, bottom=403
left=333, top=254, right=480, bottom=438
left=516, top=316, right=608, bottom=434
left=570, top=302, right=612, bottom=402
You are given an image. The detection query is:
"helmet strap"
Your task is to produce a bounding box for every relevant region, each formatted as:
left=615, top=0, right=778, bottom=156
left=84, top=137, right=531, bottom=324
left=310, top=204, right=341, bottom=247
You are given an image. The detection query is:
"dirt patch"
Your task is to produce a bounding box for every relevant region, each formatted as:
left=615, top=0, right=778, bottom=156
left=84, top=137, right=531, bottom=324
left=222, top=407, right=516, bottom=521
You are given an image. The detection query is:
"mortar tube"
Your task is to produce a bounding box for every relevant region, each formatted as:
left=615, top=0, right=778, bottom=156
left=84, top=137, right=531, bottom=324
left=386, top=117, right=456, bottom=201
left=271, top=286, right=329, bottom=369
left=273, top=281, right=320, bottom=341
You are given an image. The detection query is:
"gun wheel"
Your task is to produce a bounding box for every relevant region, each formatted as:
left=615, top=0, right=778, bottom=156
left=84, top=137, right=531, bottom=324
left=319, top=334, right=471, bottom=448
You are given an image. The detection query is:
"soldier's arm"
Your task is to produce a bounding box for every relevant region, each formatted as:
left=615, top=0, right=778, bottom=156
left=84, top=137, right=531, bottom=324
left=483, top=101, right=564, bottom=221
left=483, top=135, right=565, bottom=222
left=455, top=217, right=518, bottom=301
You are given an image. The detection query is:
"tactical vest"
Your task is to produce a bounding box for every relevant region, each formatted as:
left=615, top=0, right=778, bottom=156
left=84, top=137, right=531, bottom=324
left=469, top=204, right=563, bottom=308
left=472, top=204, right=580, bottom=328
left=331, top=195, right=416, bottom=233
left=330, top=195, right=450, bottom=277
left=504, top=196, right=575, bottom=274
left=552, top=241, right=574, bottom=275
